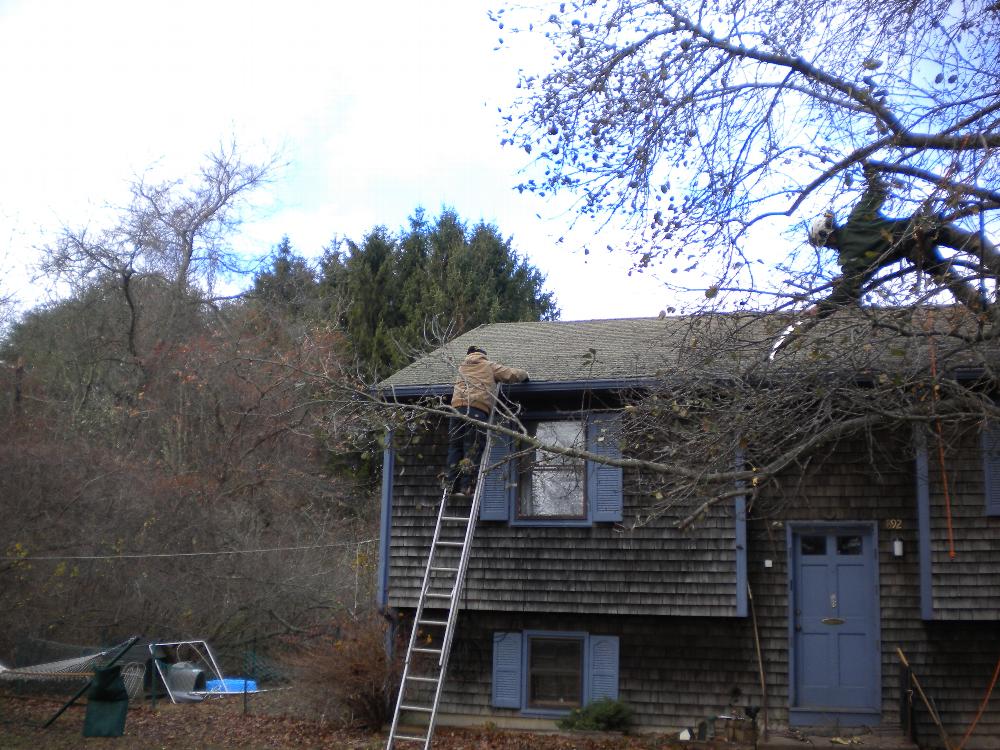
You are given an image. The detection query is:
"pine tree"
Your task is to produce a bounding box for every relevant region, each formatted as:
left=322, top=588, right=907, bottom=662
left=325, top=209, right=558, bottom=377
left=250, top=236, right=321, bottom=320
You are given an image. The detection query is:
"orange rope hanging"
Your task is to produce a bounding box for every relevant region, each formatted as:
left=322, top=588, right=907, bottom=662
left=958, top=654, right=1000, bottom=750
left=925, top=314, right=957, bottom=559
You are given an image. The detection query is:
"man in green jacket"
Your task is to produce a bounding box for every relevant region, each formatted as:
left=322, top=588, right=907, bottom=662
left=808, top=164, right=991, bottom=312
left=445, top=346, right=529, bottom=498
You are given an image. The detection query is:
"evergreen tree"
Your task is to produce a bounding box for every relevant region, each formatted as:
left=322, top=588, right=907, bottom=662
left=250, top=236, right=322, bottom=320
left=325, top=209, right=558, bottom=378
left=341, top=226, right=407, bottom=376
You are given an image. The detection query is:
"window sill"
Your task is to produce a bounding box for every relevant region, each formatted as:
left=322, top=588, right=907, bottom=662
left=519, top=706, right=576, bottom=718
left=509, top=518, right=594, bottom=528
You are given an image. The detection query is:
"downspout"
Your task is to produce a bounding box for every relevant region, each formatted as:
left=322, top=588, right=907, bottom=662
left=377, top=431, right=401, bottom=640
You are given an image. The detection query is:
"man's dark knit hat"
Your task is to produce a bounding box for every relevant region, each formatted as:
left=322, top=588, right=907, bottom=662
left=467, top=346, right=487, bottom=355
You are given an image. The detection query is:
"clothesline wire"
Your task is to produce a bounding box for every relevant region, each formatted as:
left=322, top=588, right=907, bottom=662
left=3, top=538, right=378, bottom=562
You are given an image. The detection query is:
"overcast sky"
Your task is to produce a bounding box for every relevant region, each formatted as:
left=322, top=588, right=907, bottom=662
left=0, top=0, right=671, bottom=322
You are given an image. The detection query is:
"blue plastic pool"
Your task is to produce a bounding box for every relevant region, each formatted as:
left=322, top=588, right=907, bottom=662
left=205, top=678, right=258, bottom=693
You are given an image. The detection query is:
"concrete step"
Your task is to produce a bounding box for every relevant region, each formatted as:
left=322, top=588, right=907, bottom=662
left=758, top=726, right=917, bottom=750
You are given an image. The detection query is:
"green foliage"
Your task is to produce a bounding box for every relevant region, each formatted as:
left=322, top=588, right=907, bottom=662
left=251, top=236, right=322, bottom=318
left=247, top=210, right=559, bottom=378
left=331, top=207, right=559, bottom=378
left=556, top=698, right=633, bottom=732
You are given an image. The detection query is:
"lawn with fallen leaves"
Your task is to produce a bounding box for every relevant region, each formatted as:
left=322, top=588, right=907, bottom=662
left=0, top=690, right=681, bottom=749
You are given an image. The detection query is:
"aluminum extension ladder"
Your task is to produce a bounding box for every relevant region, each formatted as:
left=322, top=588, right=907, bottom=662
left=385, top=424, right=495, bottom=749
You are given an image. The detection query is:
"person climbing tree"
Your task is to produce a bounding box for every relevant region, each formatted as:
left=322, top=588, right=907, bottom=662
left=768, top=164, right=998, bottom=359
left=808, top=164, right=995, bottom=314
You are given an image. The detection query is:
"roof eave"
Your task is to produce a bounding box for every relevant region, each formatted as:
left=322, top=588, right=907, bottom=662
left=375, top=377, right=659, bottom=402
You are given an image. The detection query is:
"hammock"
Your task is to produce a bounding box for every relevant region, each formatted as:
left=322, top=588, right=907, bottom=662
left=0, top=639, right=145, bottom=699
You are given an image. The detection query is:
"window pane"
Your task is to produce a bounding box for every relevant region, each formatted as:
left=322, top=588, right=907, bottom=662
left=801, top=535, right=826, bottom=555
left=528, top=638, right=582, bottom=709
left=519, top=420, right=587, bottom=519
left=535, top=421, right=585, bottom=464
left=529, top=468, right=586, bottom=517
left=837, top=535, right=863, bottom=555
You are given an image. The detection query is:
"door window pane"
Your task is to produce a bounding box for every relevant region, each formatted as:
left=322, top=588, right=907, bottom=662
left=801, top=535, right=826, bottom=555
left=527, top=637, right=583, bottom=709
left=837, top=535, right=863, bottom=555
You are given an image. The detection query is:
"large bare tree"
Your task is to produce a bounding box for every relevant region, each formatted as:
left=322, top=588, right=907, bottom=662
left=501, top=0, right=999, bottom=317
left=40, top=144, right=275, bottom=359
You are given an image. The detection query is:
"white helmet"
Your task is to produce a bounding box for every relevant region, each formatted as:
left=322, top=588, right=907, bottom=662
left=809, top=212, right=836, bottom=247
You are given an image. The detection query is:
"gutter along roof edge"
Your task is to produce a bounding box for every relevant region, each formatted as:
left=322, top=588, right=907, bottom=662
left=375, top=377, right=659, bottom=401
left=374, top=364, right=994, bottom=402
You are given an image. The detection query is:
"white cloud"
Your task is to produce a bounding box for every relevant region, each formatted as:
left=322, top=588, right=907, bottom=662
left=0, top=0, right=668, bottom=321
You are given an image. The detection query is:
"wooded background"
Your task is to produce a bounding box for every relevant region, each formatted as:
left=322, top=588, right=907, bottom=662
left=0, top=151, right=557, bottom=662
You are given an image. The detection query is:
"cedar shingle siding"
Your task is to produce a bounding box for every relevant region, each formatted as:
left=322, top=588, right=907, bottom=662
left=927, top=425, right=1000, bottom=618
left=439, top=612, right=759, bottom=729
left=393, top=428, right=1000, bottom=743
left=750, top=430, right=1000, bottom=744
left=387, top=417, right=740, bottom=616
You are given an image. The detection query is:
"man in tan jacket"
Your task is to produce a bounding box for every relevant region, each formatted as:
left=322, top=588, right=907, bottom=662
left=445, top=345, right=529, bottom=497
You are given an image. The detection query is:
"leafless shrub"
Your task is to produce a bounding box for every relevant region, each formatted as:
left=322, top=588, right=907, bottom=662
left=282, top=611, right=402, bottom=731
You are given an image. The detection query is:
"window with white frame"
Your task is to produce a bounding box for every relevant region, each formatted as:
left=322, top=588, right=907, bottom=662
left=517, top=420, right=587, bottom=520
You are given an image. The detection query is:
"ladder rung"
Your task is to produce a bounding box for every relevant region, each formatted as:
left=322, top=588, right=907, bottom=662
left=413, top=647, right=442, bottom=655
left=430, top=566, right=459, bottom=573
left=435, top=541, right=463, bottom=547
left=392, top=734, right=428, bottom=742
left=425, top=592, right=452, bottom=598
left=418, top=619, right=448, bottom=627
left=406, top=675, right=439, bottom=683
left=400, top=704, right=433, bottom=712
left=442, top=515, right=470, bottom=522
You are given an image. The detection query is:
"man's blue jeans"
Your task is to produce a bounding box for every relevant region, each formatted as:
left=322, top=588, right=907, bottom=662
left=445, top=406, right=488, bottom=492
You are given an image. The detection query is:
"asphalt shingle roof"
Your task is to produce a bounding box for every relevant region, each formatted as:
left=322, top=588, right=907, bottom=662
left=377, top=306, right=998, bottom=393
left=377, top=316, right=752, bottom=389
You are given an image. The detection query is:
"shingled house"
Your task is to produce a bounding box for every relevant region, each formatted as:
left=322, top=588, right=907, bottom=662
left=375, top=315, right=1000, bottom=746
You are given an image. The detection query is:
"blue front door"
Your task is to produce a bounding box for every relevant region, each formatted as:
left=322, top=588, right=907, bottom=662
left=790, top=525, right=880, bottom=718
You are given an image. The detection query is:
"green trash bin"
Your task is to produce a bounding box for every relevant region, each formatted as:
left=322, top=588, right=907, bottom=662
left=83, top=665, right=129, bottom=737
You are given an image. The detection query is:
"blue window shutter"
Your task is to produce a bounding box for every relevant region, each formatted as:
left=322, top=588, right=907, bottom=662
left=734, top=447, right=748, bottom=617
left=481, top=432, right=513, bottom=521
left=587, top=414, right=623, bottom=522
left=492, top=632, right=522, bottom=708
left=587, top=635, right=619, bottom=702
left=982, top=424, right=1000, bottom=516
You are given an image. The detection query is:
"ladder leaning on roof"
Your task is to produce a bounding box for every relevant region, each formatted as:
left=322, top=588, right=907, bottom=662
left=385, top=408, right=499, bottom=750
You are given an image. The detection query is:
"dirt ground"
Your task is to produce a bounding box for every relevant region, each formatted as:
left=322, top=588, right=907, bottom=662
left=0, top=689, right=676, bottom=749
